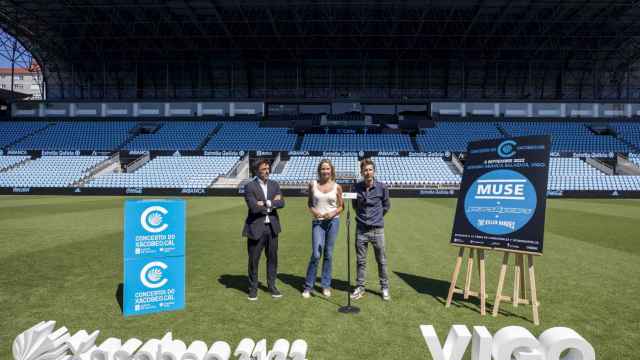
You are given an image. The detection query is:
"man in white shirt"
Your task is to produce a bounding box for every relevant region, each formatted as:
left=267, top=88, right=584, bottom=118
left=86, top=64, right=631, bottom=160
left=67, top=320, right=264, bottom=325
left=242, top=159, right=285, bottom=300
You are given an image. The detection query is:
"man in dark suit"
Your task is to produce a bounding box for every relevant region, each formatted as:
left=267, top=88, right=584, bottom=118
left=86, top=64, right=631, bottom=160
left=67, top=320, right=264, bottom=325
left=242, top=159, right=285, bottom=300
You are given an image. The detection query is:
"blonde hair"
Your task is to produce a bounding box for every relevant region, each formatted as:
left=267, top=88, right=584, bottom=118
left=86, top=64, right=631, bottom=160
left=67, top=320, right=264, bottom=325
left=317, top=159, right=336, bottom=181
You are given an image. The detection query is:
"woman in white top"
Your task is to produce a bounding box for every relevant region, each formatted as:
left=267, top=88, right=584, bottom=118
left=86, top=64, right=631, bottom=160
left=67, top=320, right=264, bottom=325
left=302, top=159, right=344, bottom=298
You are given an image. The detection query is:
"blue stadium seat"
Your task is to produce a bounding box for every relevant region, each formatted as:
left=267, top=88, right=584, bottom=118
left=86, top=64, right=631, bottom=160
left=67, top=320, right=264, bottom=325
left=0, top=156, right=108, bottom=187
left=502, top=122, right=630, bottom=152
left=11, top=121, right=135, bottom=150
left=0, top=156, right=31, bottom=171
left=204, top=122, right=297, bottom=151
left=0, top=122, right=50, bottom=148
left=125, top=121, right=218, bottom=151
left=85, top=156, right=238, bottom=188
left=416, top=122, right=503, bottom=152
left=300, top=133, right=413, bottom=151
left=548, top=157, right=640, bottom=191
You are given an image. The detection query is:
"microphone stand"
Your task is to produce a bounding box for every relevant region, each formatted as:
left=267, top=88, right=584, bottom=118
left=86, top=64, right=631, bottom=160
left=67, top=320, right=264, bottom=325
left=339, top=178, right=360, bottom=314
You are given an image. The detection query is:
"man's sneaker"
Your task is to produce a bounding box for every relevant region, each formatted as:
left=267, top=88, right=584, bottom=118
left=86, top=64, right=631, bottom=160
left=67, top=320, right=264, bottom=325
left=350, top=286, right=365, bottom=300
left=247, top=288, right=258, bottom=301
left=382, top=288, right=391, bottom=301
left=322, top=288, right=332, bottom=297
left=270, top=287, right=283, bottom=298
left=302, top=289, right=311, bottom=299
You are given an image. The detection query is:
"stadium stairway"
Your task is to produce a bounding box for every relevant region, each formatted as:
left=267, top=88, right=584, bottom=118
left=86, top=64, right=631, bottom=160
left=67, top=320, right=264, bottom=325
left=3, top=123, right=52, bottom=150
left=116, top=130, right=141, bottom=150
left=616, top=155, right=640, bottom=175
left=410, top=133, right=420, bottom=152
left=615, top=136, right=640, bottom=152
left=496, top=123, right=510, bottom=137
left=72, top=154, right=121, bottom=187
left=293, top=134, right=304, bottom=151
left=446, top=155, right=463, bottom=175
left=210, top=154, right=250, bottom=188
left=0, top=156, right=31, bottom=173
left=197, top=123, right=224, bottom=150
left=585, top=157, right=614, bottom=175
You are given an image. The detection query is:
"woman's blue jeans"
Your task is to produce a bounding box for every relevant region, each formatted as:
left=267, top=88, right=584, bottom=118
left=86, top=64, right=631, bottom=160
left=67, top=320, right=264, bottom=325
left=304, top=217, right=340, bottom=290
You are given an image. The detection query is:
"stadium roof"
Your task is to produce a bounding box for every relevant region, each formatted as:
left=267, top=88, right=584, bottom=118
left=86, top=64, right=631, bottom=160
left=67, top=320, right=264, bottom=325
left=1, top=1, right=640, bottom=100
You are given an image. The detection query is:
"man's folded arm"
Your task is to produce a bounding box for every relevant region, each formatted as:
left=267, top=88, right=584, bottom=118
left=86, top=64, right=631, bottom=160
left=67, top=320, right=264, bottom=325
left=245, top=186, right=268, bottom=215
left=271, top=183, right=285, bottom=209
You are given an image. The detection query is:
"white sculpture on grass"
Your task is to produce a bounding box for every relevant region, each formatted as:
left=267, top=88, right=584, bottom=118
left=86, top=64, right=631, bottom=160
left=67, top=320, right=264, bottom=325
left=67, top=330, right=100, bottom=360
left=420, top=325, right=595, bottom=360
left=14, top=322, right=308, bottom=360
left=12, top=321, right=70, bottom=360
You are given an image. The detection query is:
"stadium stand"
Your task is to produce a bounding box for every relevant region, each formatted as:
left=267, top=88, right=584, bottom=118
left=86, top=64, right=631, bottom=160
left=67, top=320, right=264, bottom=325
left=0, top=122, right=49, bottom=148
left=11, top=121, right=135, bottom=150
left=628, top=153, right=640, bottom=167
left=548, top=157, right=640, bottom=191
left=610, top=122, right=640, bottom=149
left=0, top=119, right=639, bottom=192
left=0, top=155, right=30, bottom=171
left=416, top=122, right=503, bottom=152
left=300, top=133, right=413, bottom=151
left=85, top=156, right=238, bottom=188
left=204, top=122, right=297, bottom=151
left=124, top=121, right=218, bottom=151
left=501, top=122, right=630, bottom=152
left=271, top=156, right=359, bottom=185
left=372, top=156, right=461, bottom=187
left=271, top=156, right=460, bottom=187
left=0, top=156, right=107, bottom=187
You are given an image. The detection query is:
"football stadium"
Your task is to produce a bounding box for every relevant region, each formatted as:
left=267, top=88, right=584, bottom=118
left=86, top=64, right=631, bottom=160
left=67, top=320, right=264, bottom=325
left=1, top=1, right=639, bottom=359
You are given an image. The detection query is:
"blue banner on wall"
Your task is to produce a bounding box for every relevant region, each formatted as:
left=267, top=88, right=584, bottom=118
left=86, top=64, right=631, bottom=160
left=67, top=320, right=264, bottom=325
left=450, top=136, right=551, bottom=253
left=124, top=199, right=186, bottom=316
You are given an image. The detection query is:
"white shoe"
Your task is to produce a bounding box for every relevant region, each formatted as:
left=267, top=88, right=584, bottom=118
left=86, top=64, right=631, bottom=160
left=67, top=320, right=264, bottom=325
left=302, top=290, right=311, bottom=299
left=382, top=288, right=390, bottom=301
left=350, top=287, right=365, bottom=300
left=322, top=288, right=331, bottom=297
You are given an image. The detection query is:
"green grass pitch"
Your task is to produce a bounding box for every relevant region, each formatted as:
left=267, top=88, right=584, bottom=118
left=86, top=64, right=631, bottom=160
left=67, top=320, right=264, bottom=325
left=1, top=196, right=639, bottom=359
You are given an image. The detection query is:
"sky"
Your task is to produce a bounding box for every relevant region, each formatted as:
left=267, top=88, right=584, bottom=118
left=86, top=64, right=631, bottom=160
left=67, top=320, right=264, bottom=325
left=0, top=31, right=33, bottom=68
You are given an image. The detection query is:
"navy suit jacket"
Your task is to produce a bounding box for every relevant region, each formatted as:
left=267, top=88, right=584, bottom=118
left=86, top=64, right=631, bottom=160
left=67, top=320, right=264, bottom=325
left=242, top=178, right=285, bottom=239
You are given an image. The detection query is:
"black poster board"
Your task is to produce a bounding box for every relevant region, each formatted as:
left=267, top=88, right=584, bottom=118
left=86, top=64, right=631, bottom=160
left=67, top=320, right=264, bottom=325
left=450, top=136, right=551, bottom=253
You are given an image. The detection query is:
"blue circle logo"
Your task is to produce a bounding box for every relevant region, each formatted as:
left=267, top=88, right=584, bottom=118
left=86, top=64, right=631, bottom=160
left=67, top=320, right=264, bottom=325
left=464, top=169, right=537, bottom=235
left=497, top=140, right=517, bottom=158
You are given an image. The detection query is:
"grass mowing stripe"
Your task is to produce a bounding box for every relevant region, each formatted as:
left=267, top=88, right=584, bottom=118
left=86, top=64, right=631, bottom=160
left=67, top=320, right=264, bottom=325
left=1, top=196, right=639, bottom=360
left=545, top=206, right=640, bottom=255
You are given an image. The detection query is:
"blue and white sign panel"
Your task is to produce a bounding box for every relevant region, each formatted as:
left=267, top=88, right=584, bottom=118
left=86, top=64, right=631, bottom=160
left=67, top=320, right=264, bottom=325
left=124, top=200, right=185, bottom=258
left=124, top=199, right=186, bottom=316
left=123, top=256, right=185, bottom=316
left=451, top=136, right=550, bottom=253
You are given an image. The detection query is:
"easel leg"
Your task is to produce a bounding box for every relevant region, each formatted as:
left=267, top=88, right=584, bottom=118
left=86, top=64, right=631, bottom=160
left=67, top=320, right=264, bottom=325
left=463, top=249, right=475, bottom=299
left=528, top=254, right=540, bottom=325
left=477, top=249, right=486, bottom=316
left=446, top=248, right=465, bottom=307
left=492, top=252, right=509, bottom=317
left=519, top=254, right=527, bottom=302
left=513, top=254, right=522, bottom=307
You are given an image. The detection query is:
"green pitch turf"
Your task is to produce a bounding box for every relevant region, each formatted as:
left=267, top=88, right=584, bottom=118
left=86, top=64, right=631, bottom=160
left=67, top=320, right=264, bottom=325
left=1, top=196, right=639, bottom=359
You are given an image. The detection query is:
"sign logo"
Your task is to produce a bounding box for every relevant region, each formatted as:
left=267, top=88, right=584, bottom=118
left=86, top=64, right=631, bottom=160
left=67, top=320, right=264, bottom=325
left=497, top=140, right=517, bottom=158
left=139, top=261, right=168, bottom=288
left=464, top=169, right=537, bottom=235
left=140, top=206, right=169, bottom=233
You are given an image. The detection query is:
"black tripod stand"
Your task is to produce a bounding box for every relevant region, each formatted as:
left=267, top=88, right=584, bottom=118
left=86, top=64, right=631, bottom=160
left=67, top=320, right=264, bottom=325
left=338, top=179, right=360, bottom=314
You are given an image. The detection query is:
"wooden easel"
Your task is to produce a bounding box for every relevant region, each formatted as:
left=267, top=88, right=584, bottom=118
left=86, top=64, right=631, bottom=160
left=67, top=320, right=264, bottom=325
left=445, top=246, right=487, bottom=315
left=492, top=250, right=540, bottom=325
